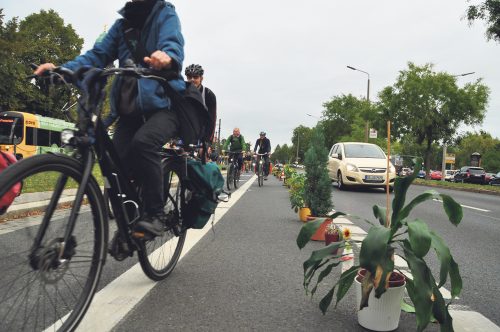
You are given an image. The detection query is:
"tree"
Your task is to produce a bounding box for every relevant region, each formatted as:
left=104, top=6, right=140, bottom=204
left=466, top=0, right=500, bottom=43
left=452, top=131, right=500, bottom=172
left=272, top=144, right=294, bottom=164
left=377, top=62, right=490, bottom=174
left=303, top=127, right=332, bottom=216
left=0, top=9, right=83, bottom=117
left=291, top=125, right=313, bottom=163
left=321, top=94, right=369, bottom=148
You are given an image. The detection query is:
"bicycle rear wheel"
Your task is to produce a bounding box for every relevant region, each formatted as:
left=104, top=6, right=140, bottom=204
left=0, top=154, right=107, bottom=331
left=227, top=163, right=234, bottom=191
left=137, top=160, right=187, bottom=281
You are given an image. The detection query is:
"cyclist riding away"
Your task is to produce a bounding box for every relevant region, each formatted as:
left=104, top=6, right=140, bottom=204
left=222, top=128, right=246, bottom=172
left=35, top=0, right=185, bottom=238
left=253, top=131, right=271, bottom=180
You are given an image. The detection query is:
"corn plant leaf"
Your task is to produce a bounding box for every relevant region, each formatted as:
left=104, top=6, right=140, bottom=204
left=303, top=242, right=344, bottom=274
left=449, top=256, right=462, bottom=298
left=297, top=217, right=327, bottom=249
left=431, top=283, right=454, bottom=331
left=429, top=230, right=451, bottom=288
left=372, top=205, right=387, bottom=226
left=319, top=286, right=335, bottom=315
left=359, top=226, right=391, bottom=273
left=403, top=240, right=433, bottom=332
left=440, top=194, right=463, bottom=226
left=310, top=261, right=342, bottom=296
left=391, top=161, right=420, bottom=224
left=335, top=265, right=359, bottom=308
left=408, top=219, right=432, bottom=258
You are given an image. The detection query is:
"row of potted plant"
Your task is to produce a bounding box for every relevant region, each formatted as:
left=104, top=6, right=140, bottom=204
left=288, top=127, right=464, bottom=331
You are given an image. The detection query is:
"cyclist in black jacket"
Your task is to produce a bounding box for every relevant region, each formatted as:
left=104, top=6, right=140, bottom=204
left=253, top=131, right=271, bottom=179
left=185, top=64, right=217, bottom=141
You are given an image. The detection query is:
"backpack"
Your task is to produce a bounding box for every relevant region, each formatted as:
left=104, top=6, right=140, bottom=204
left=122, top=20, right=212, bottom=145
left=0, top=152, right=22, bottom=215
left=229, top=135, right=243, bottom=147
left=183, top=159, right=224, bottom=229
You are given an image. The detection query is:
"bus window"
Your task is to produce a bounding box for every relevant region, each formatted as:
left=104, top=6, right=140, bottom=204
left=37, top=128, right=50, bottom=146
left=50, top=131, right=61, bottom=147
left=0, top=117, right=23, bottom=145
left=26, top=127, right=35, bottom=145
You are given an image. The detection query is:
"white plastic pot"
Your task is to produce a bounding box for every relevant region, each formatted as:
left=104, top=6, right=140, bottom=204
left=355, top=271, right=406, bottom=331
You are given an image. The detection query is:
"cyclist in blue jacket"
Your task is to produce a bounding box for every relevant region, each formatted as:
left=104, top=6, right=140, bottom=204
left=35, top=0, right=185, bottom=237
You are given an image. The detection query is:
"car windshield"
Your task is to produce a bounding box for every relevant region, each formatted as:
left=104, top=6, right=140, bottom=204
left=344, top=144, right=386, bottom=159
left=469, top=168, right=484, bottom=175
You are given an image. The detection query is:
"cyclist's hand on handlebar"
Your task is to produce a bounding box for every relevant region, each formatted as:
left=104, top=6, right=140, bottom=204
left=34, top=63, right=56, bottom=76
left=144, top=51, right=172, bottom=70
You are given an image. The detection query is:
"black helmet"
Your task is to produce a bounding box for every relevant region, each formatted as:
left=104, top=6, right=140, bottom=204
left=185, top=64, right=204, bottom=76
left=260, top=131, right=266, bottom=136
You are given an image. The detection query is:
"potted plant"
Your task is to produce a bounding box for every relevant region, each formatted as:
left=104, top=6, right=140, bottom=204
left=324, top=222, right=351, bottom=256
left=303, top=128, right=332, bottom=218
left=288, top=172, right=310, bottom=222
left=297, top=162, right=463, bottom=332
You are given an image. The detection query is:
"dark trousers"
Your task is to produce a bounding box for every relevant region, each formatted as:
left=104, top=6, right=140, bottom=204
left=229, top=152, right=243, bottom=171
left=112, top=109, right=179, bottom=215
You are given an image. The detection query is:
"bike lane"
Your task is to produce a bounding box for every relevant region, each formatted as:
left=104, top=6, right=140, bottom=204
left=111, top=176, right=427, bottom=331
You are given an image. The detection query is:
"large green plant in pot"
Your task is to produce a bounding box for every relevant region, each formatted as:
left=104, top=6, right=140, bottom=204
left=288, top=172, right=306, bottom=212
left=297, top=162, right=463, bottom=331
left=303, top=128, right=332, bottom=216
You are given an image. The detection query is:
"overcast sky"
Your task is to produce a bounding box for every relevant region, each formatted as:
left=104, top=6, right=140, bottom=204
left=2, top=0, right=499, bottom=148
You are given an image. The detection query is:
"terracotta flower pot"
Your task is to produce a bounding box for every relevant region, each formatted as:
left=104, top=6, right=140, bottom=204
left=324, top=232, right=341, bottom=255
left=309, top=217, right=332, bottom=241
left=298, top=207, right=311, bottom=222
left=355, top=268, right=406, bottom=331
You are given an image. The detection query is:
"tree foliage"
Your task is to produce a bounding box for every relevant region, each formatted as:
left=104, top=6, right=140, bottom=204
left=291, top=125, right=313, bottom=163
left=272, top=144, right=294, bottom=164
left=303, top=128, right=332, bottom=216
left=321, top=94, right=369, bottom=148
left=452, top=131, right=500, bottom=172
left=466, top=0, right=500, bottom=43
left=0, top=9, right=83, bottom=118
left=377, top=62, right=490, bottom=172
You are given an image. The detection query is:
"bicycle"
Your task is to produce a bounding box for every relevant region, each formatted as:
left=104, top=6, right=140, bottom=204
left=254, top=152, right=269, bottom=187
left=0, top=65, right=200, bottom=331
left=226, top=150, right=242, bottom=191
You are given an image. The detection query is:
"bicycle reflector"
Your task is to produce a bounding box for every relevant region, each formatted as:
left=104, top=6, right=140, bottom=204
left=61, top=129, right=75, bottom=144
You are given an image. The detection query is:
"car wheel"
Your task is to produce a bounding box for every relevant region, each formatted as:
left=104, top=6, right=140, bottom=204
left=337, top=172, right=344, bottom=191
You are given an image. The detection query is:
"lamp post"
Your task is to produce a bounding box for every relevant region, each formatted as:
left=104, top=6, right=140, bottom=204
left=440, top=71, right=475, bottom=181
left=347, top=66, right=370, bottom=142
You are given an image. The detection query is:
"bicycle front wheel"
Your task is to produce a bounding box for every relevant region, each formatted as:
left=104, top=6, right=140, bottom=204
left=0, top=153, right=107, bottom=331
left=234, top=167, right=239, bottom=189
left=137, top=160, right=186, bottom=281
left=258, top=164, right=264, bottom=187
left=227, top=163, right=234, bottom=191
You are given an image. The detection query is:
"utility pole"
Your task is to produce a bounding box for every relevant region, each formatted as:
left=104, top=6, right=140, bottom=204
left=218, top=118, right=221, bottom=153
left=296, top=134, right=300, bottom=163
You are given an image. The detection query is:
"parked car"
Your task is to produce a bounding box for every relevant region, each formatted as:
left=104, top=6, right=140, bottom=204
left=327, top=142, right=396, bottom=191
left=430, top=170, right=442, bottom=180
left=444, top=169, right=458, bottom=181
left=485, top=172, right=496, bottom=183
left=490, top=172, right=500, bottom=186
left=453, top=166, right=486, bottom=184
left=400, top=167, right=412, bottom=176
left=417, top=170, right=426, bottom=178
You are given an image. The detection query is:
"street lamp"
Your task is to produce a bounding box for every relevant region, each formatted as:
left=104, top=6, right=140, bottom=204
left=347, top=65, right=370, bottom=142
left=441, top=71, right=476, bottom=181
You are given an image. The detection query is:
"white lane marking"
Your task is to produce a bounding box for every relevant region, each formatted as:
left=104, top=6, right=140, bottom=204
left=69, top=176, right=257, bottom=331
left=450, top=310, right=500, bottom=332
left=433, top=199, right=490, bottom=212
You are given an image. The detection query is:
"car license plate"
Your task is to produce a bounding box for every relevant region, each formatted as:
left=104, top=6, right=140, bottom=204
left=365, top=175, right=383, bottom=180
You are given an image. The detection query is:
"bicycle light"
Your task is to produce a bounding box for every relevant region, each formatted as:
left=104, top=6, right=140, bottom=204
left=61, top=129, right=75, bottom=144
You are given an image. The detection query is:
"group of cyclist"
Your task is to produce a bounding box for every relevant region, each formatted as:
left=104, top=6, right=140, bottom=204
left=32, top=0, right=270, bottom=238
left=222, top=129, right=271, bottom=180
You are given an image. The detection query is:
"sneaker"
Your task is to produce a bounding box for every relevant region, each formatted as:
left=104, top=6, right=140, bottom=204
left=264, top=176, right=268, bottom=180
left=135, top=212, right=167, bottom=237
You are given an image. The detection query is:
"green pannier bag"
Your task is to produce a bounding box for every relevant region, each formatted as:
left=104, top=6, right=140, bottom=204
left=183, top=159, right=224, bottom=229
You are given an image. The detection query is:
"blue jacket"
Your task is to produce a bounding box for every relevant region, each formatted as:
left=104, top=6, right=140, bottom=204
left=62, top=1, right=185, bottom=124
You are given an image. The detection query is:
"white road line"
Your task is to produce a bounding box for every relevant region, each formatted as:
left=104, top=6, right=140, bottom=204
left=73, top=176, right=257, bottom=332
left=433, top=199, right=490, bottom=212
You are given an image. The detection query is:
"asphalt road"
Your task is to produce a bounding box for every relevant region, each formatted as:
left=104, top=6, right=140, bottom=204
left=329, top=183, right=500, bottom=326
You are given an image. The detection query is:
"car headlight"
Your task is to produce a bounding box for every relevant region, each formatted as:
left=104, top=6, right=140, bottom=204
left=346, top=163, right=359, bottom=172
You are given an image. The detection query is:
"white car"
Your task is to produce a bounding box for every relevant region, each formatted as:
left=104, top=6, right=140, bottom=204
left=327, top=142, right=396, bottom=192
left=444, top=169, right=458, bottom=181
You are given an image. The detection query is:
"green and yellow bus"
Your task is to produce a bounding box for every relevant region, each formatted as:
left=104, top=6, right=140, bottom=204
left=0, top=111, right=75, bottom=159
